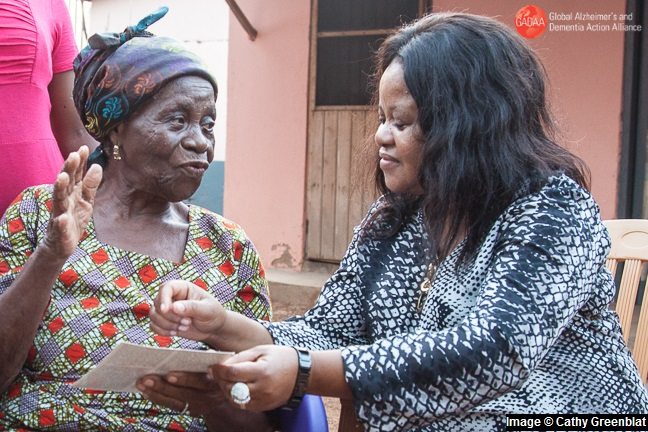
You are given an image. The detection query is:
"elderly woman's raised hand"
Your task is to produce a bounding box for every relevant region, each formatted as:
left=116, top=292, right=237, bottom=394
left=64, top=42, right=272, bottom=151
left=41, top=146, right=102, bottom=258
left=150, top=280, right=228, bottom=344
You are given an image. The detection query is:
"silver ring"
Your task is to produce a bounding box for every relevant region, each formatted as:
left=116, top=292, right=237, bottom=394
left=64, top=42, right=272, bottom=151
left=179, top=401, right=189, bottom=415
left=230, top=382, right=251, bottom=406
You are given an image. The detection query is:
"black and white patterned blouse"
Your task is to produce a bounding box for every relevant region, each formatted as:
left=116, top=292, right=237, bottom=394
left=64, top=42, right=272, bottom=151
left=264, top=175, right=648, bottom=431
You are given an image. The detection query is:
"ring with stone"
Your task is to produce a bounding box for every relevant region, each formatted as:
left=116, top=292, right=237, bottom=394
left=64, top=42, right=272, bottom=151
left=230, top=381, right=251, bottom=407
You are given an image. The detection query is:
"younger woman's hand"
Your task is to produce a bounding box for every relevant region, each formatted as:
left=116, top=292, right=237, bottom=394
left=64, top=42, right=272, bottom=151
left=210, top=345, right=299, bottom=411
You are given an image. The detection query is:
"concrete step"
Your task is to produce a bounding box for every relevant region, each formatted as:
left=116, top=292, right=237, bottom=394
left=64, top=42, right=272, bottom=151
left=265, top=267, right=334, bottom=309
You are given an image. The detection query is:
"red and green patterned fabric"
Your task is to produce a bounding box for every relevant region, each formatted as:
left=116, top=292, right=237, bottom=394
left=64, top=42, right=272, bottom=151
left=0, top=185, right=271, bottom=431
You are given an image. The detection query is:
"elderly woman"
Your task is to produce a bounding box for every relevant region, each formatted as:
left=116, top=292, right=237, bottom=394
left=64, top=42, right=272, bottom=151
left=0, top=8, right=272, bottom=431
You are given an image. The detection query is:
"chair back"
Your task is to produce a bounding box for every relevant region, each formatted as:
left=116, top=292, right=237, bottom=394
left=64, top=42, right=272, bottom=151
left=278, top=394, right=329, bottom=432
left=604, top=219, right=648, bottom=384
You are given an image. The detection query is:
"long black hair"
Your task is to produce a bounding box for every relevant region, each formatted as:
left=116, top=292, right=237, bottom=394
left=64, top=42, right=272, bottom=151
left=367, top=12, right=590, bottom=265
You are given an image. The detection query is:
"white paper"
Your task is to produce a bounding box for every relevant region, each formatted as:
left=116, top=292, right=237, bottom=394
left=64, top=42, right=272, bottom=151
left=72, top=342, right=234, bottom=393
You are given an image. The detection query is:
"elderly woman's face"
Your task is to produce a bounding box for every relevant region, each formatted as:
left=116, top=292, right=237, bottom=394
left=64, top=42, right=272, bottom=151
left=112, top=76, right=216, bottom=201
left=375, top=61, right=424, bottom=196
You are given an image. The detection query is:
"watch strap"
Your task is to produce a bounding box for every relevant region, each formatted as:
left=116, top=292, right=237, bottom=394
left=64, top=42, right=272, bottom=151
left=286, top=347, right=312, bottom=408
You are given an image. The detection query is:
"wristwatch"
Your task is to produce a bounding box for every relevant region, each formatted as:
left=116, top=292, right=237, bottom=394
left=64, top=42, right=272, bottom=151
left=286, top=347, right=311, bottom=408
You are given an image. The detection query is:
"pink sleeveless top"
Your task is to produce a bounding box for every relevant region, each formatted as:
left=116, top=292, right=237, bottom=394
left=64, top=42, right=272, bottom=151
left=0, top=0, right=78, bottom=215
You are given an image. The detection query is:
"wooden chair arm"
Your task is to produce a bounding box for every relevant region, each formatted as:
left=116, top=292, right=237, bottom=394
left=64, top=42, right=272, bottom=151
left=338, top=398, right=364, bottom=431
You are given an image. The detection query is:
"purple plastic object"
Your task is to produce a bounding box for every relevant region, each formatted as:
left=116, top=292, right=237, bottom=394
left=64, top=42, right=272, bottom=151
left=278, top=394, right=329, bottom=432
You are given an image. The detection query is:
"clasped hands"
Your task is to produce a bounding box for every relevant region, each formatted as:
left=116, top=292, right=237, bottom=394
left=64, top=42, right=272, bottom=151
left=137, top=280, right=300, bottom=413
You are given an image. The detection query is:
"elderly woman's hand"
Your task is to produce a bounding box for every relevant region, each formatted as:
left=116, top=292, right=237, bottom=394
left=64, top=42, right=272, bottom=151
left=136, top=372, right=274, bottom=431
left=150, top=280, right=228, bottom=343
left=41, top=146, right=102, bottom=257
left=136, top=371, right=225, bottom=416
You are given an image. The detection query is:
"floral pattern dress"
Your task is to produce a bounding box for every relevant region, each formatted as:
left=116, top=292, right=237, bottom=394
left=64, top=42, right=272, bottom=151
left=0, top=185, right=271, bottom=431
left=263, top=175, right=648, bottom=431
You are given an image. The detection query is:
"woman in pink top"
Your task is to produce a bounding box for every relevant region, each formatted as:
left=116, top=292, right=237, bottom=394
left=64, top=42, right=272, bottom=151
left=0, top=0, right=96, bottom=215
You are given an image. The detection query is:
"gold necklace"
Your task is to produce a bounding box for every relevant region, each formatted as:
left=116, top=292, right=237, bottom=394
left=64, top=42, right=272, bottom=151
left=416, top=260, right=439, bottom=313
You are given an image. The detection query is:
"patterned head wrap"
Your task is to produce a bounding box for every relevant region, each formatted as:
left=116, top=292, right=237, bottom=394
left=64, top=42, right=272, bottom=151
left=73, top=7, right=218, bottom=164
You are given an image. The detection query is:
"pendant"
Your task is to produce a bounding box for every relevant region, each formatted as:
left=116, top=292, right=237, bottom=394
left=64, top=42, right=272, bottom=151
left=416, top=278, right=432, bottom=313
left=416, top=261, right=438, bottom=314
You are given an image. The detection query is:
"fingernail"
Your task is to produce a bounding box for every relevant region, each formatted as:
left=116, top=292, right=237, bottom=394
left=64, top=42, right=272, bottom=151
left=167, top=375, right=177, bottom=384
left=143, top=379, right=154, bottom=387
left=180, top=318, right=190, bottom=326
left=176, top=303, right=185, bottom=313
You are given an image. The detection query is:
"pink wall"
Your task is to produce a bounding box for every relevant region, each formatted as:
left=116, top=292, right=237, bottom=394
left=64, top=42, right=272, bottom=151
left=226, top=0, right=626, bottom=270
left=433, top=0, right=626, bottom=219
left=225, top=0, right=311, bottom=268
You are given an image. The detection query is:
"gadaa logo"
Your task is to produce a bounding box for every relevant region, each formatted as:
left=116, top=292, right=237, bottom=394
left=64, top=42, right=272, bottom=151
left=515, top=5, right=547, bottom=38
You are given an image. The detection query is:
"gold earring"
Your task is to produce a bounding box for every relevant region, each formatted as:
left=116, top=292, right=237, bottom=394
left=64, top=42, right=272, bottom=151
left=113, top=144, right=122, bottom=160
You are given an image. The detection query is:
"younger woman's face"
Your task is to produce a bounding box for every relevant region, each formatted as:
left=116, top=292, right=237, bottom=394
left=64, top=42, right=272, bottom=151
left=375, top=60, right=424, bottom=196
